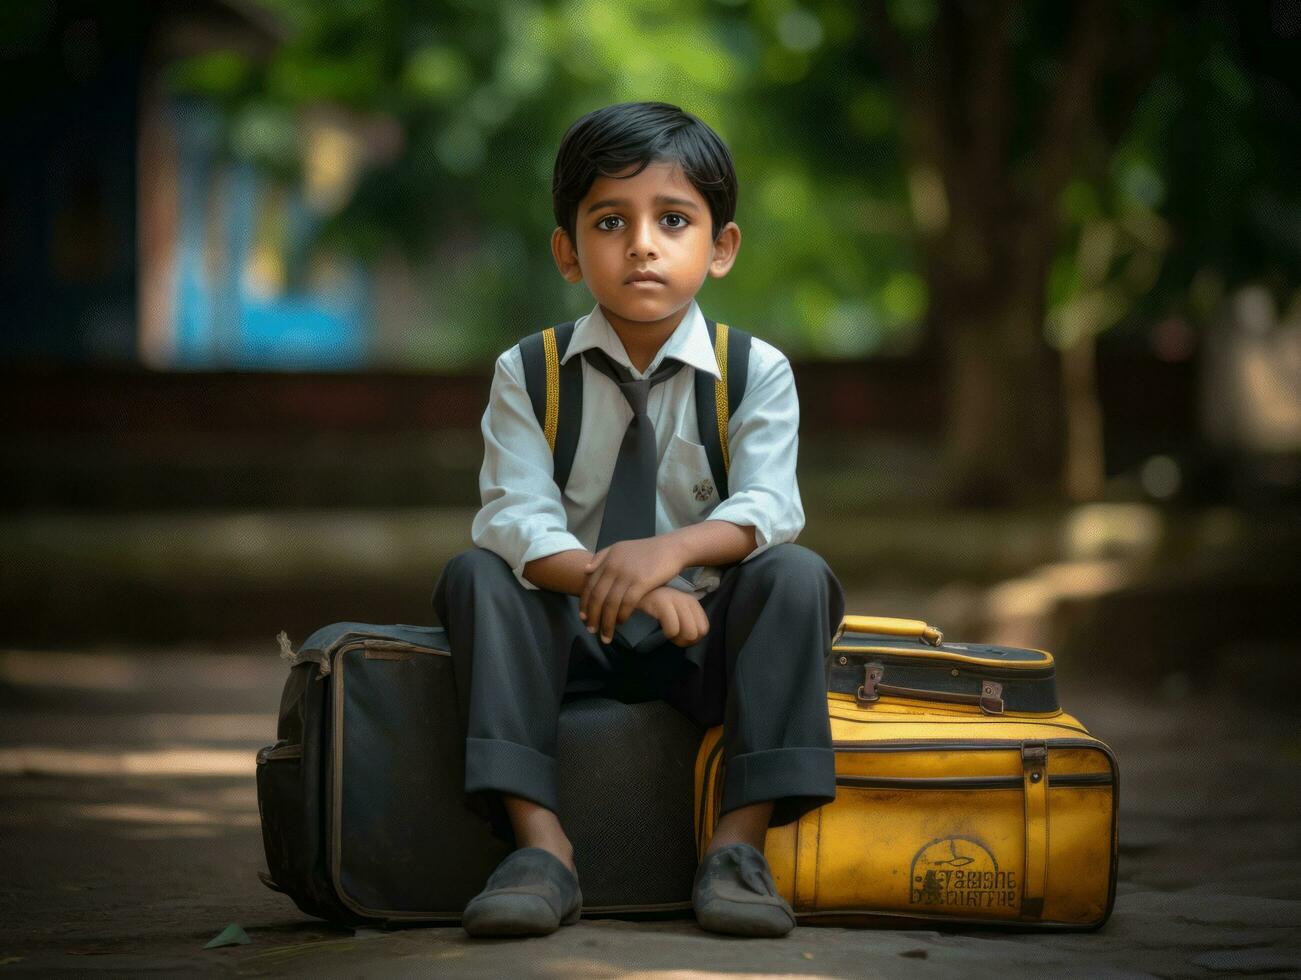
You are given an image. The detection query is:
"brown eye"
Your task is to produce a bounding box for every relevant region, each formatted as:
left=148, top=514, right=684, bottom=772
left=596, top=215, right=622, bottom=231
left=662, top=213, right=688, bottom=228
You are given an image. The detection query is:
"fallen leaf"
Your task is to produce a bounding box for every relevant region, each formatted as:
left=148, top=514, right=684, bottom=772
left=204, top=923, right=252, bottom=949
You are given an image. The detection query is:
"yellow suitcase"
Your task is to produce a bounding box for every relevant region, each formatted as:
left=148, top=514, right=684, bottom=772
left=693, top=616, right=1119, bottom=929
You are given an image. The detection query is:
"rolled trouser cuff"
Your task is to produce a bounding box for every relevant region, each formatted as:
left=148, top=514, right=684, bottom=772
left=465, top=737, right=560, bottom=815
left=721, top=746, right=837, bottom=827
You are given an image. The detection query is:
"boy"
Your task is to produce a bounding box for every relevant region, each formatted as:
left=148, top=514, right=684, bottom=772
left=432, top=101, right=844, bottom=938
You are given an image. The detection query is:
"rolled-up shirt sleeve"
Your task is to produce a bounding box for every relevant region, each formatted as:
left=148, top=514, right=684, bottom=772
left=703, top=343, right=806, bottom=562
left=470, top=347, right=586, bottom=590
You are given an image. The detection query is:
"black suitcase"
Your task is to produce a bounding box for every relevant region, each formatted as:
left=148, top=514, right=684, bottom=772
left=256, top=622, right=703, bottom=925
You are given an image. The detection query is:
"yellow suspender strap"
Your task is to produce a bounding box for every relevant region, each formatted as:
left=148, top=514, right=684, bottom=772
left=714, top=322, right=731, bottom=471
left=544, top=321, right=732, bottom=472
left=541, top=326, right=560, bottom=452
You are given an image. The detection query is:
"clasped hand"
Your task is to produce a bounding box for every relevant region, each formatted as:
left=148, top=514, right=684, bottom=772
left=579, top=537, right=709, bottom=648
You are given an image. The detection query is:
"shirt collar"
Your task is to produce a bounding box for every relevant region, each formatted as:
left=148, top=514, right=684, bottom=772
left=559, top=300, right=721, bottom=381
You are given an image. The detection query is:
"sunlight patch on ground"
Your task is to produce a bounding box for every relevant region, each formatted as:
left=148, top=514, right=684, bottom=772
left=0, top=712, right=277, bottom=745
left=0, top=651, right=272, bottom=691
left=543, top=967, right=835, bottom=980
left=71, top=803, right=260, bottom=827
left=136, top=713, right=276, bottom=740
left=0, top=746, right=253, bottom=777
left=1061, top=503, right=1163, bottom=562
left=985, top=558, right=1134, bottom=622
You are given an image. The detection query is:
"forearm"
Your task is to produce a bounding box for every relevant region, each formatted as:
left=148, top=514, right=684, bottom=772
left=522, top=548, right=596, bottom=596
left=663, top=519, right=758, bottom=569
left=524, top=520, right=756, bottom=597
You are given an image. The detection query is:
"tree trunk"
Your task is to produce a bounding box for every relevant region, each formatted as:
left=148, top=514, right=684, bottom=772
left=937, top=286, right=1064, bottom=507
left=859, top=0, right=1140, bottom=506
left=1061, top=333, right=1106, bottom=502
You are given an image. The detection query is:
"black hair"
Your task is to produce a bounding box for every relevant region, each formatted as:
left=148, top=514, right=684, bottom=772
left=552, top=101, right=738, bottom=245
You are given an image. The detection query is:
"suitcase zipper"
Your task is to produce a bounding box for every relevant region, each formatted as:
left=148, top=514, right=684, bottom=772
left=828, top=714, right=1093, bottom=734
left=829, top=737, right=1108, bottom=751
left=698, top=735, right=1116, bottom=849
left=835, top=772, right=1112, bottom=790
left=832, top=646, right=1056, bottom=679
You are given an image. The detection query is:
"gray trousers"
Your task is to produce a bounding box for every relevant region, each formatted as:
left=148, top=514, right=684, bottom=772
left=431, top=542, right=844, bottom=841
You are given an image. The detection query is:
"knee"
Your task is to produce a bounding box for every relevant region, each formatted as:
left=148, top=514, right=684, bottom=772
left=735, top=544, right=843, bottom=625
left=435, top=547, right=513, bottom=602
left=740, top=543, right=834, bottom=593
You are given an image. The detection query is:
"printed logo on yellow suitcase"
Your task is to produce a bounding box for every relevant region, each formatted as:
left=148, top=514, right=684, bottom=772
left=910, top=837, right=1018, bottom=911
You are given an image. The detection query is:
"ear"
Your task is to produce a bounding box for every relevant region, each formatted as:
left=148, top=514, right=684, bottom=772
left=707, top=221, right=741, bottom=278
left=551, top=226, right=583, bottom=283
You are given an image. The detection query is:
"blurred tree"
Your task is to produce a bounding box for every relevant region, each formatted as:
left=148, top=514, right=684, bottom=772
left=860, top=0, right=1301, bottom=504
left=861, top=0, right=1173, bottom=504
left=168, top=0, right=1301, bottom=504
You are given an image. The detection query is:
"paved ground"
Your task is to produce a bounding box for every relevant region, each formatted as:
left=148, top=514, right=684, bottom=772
left=0, top=639, right=1298, bottom=979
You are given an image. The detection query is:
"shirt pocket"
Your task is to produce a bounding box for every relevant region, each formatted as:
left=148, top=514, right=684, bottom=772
left=660, top=433, right=719, bottom=522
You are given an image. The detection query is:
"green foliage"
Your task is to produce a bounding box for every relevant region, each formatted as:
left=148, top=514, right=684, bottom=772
left=169, top=0, right=923, bottom=365
left=170, top=0, right=1301, bottom=367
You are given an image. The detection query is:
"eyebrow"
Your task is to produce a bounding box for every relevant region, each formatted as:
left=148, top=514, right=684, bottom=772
left=585, top=194, right=702, bottom=214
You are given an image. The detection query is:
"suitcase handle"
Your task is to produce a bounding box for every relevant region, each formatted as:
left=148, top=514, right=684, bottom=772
left=856, top=663, right=1005, bottom=715
left=836, top=615, right=944, bottom=647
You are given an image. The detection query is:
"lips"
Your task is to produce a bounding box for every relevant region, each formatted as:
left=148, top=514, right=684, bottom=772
left=626, top=270, right=666, bottom=284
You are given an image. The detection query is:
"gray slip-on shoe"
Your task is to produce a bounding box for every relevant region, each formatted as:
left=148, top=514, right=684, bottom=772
left=692, top=842, right=796, bottom=938
left=462, top=847, right=582, bottom=938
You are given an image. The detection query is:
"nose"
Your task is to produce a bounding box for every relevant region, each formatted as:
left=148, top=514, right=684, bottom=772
left=627, top=217, right=658, bottom=260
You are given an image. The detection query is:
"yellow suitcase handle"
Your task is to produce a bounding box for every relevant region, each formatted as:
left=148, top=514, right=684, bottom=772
left=836, top=615, right=944, bottom=647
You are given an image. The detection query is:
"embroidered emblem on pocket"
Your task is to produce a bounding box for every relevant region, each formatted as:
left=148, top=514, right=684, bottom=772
left=692, top=478, right=715, bottom=502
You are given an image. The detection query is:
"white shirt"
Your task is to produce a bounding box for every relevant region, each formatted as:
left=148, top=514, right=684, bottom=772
left=471, top=298, right=805, bottom=597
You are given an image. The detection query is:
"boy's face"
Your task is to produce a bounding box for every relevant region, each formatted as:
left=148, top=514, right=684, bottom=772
left=551, top=159, right=740, bottom=331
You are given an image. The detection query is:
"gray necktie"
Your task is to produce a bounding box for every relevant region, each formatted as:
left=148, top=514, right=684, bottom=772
left=583, top=348, right=686, bottom=551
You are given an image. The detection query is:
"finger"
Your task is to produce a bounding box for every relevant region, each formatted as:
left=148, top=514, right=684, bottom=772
left=583, top=564, right=616, bottom=627
left=616, top=583, right=648, bottom=626
left=689, top=601, right=708, bottom=644
left=659, top=601, right=681, bottom=644
left=581, top=551, right=612, bottom=619
left=675, top=597, right=699, bottom=646
left=579, top=568, right=597, bottom=622
left=673, top=611, right=694, bottom=646
left=600, top=580, right=630, bottom=642
left=588, top=570, right=616, bottom=637
left=582, top=564, right=595, bottom=619
left=586, top=571, right=616, bottom=634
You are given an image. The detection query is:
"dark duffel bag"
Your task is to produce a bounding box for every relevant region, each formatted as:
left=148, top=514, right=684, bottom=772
left=256, top=622, right=702, bottom=925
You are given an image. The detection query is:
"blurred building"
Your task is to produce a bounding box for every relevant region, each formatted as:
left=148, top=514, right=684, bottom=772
left=2, top=0, right=371, bottom=370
